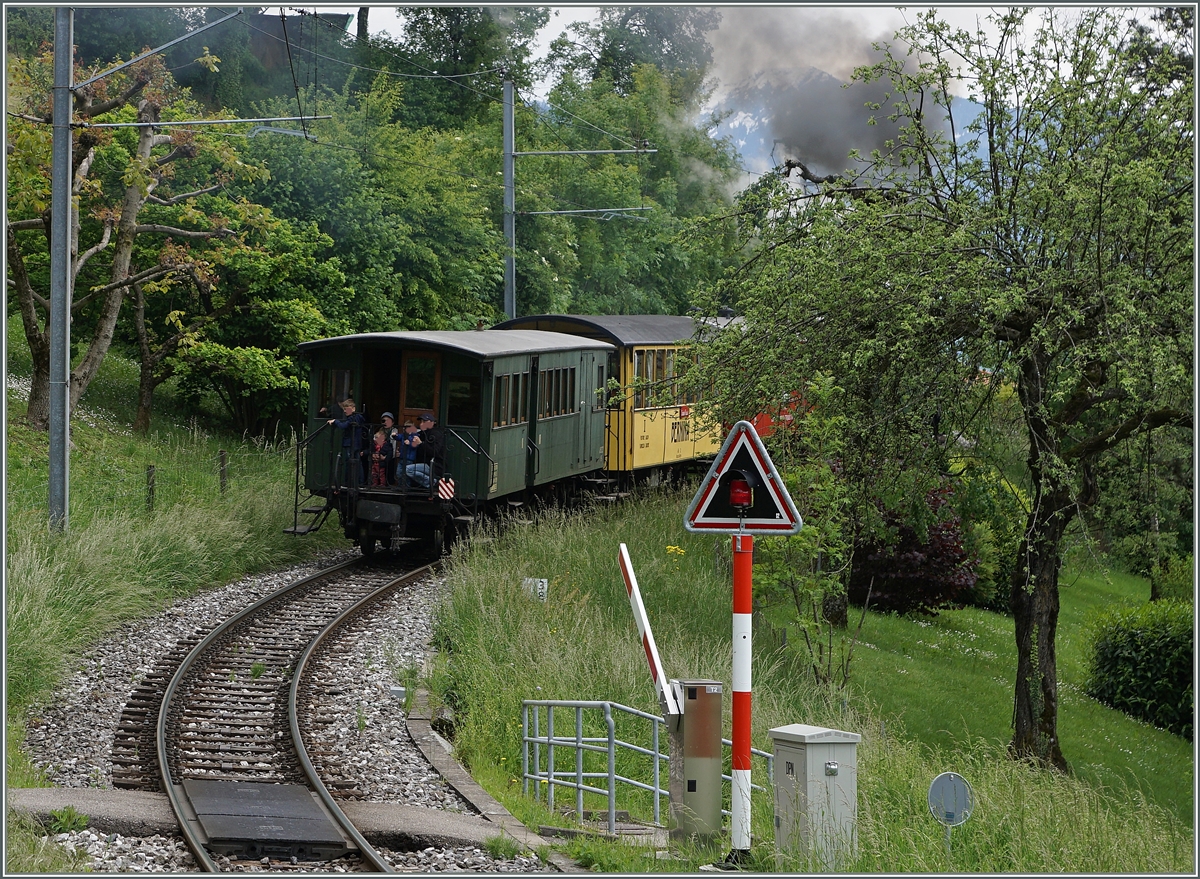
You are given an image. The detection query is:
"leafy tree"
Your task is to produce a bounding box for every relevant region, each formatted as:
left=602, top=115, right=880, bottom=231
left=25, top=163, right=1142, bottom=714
left=752, top=374, right=859, bottom=687
left=510, top=62, right=739, bottom=315
left=129, top=213, right=345, bottom=434
left=1085, top=426, right=1193, bottom=588
left=6, top=49, right=267, bottom=428
left=236, top=76, right=505, bottom=331
left=690, top=8, right=1192, bottom=771
left=389, top=6, right=548, bottom=129
left=547, top=6, right=721, bottom=106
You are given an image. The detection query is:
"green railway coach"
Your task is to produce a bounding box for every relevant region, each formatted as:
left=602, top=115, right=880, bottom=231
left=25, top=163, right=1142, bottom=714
left=291, top=329, right=613, bottom=554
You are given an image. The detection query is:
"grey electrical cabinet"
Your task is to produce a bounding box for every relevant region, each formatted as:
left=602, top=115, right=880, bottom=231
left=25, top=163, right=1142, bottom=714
left=768, top=723, right=861, bottom=869
left=667, top=679, right=723, bottom=840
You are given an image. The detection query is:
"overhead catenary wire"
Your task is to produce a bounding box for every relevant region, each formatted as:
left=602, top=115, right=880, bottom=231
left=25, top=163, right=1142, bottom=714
left=278, top=9, right=308, bottom=138
left=291, top=8, right=642, bottom=154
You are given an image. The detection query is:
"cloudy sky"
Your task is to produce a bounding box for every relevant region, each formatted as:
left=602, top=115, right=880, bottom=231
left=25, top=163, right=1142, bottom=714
left=318, top=5, right=1026, bottom=108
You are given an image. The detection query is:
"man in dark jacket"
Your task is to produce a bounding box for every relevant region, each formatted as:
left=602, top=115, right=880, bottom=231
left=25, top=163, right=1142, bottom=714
left=404, top=412, right=445, bottom=490
left=327, top=398, right=367, bottom=486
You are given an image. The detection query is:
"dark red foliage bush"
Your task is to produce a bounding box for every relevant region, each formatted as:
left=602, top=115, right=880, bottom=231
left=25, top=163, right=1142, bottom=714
left=847, top=486, right=977, bottom=616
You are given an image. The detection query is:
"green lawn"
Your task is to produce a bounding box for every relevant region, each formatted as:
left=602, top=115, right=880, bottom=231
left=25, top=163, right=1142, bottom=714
left=848, top=568, right=1194, bottom=824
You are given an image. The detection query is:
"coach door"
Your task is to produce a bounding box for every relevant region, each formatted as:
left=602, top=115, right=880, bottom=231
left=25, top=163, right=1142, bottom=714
left=400, top=351, right=440, bottom=423
left=524, top=356, right=540, bottom=488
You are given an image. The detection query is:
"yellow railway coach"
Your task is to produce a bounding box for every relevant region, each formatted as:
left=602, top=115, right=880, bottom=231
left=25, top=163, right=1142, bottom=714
left=492, top=314, right=721, bottom=482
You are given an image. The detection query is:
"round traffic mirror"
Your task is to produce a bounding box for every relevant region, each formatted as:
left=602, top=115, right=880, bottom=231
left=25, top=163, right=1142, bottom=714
left=928, top=772, right=973, bottom=827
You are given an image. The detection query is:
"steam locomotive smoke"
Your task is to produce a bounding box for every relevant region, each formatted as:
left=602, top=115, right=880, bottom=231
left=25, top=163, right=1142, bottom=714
left=710, top=8, right=912, bottom=175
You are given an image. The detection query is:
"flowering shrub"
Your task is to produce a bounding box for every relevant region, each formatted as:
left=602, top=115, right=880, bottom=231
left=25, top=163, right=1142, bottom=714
left=847, top=486, right=976, bottom=616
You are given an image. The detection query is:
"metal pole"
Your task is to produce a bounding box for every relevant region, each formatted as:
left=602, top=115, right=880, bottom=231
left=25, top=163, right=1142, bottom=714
left=547, top=706, right=556, bottom=813
left=48, top=6, right=73, bottom=532
left=730, top=532, right=754, bottom=857
left=503, top=79, right=515, bottom=319
left=605, top=704, right=616, bottom=836
left=652, top=714, right=661, bottom=825
left=575, top=707, right=584, bottom=821
left=533, top=707, right=541, bottom=802
left=522, top=705, right=529, bottom=796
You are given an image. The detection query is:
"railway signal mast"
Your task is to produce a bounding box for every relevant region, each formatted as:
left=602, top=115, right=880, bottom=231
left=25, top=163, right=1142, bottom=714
left=501, top=80, right=656, bottom=318
left=685, top=421, right=802, bottom=865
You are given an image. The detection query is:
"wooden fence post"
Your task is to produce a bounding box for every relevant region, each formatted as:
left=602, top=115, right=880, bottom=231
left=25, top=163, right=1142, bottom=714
left=146, top=465, right=156, bottom=513
left=219, top=449, right=228, bottom=495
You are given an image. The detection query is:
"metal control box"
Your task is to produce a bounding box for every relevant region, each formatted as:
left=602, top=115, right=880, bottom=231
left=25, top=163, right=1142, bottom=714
left=768, top=723, right=861, bottom=869
left=667, top=679, right=723, bottom=840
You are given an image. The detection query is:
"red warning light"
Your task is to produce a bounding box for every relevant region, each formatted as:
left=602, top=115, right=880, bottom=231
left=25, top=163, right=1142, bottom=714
left=729, top=478, right=752, bottom=510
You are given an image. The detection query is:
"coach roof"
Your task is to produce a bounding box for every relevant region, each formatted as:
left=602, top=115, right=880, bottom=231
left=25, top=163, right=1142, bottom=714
left=491, top=314, right=729, bottom=346
left=298, top=329, right=614, bottom=359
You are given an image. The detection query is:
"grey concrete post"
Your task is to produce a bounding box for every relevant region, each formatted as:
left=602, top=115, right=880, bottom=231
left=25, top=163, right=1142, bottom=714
left=49, top=6, right=74, bottom=531
left=503, top=80, right=515, bottom=319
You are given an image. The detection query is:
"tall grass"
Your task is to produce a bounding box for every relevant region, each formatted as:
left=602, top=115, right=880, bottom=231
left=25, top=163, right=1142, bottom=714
left=431, top=489, right=1194, bottom=872
left=6, top=341, right=344, bottom=870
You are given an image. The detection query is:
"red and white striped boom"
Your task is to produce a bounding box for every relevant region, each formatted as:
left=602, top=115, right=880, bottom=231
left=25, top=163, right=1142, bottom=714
left=618, top=543, right=680, bottom=717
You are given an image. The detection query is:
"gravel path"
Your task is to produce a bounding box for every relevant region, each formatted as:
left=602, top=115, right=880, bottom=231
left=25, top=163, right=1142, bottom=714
left=20, top=554, right=553, bottom=873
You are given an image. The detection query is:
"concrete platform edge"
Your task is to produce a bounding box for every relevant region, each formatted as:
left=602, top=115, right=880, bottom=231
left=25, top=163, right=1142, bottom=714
left=405, top=686, right=586, bottom=873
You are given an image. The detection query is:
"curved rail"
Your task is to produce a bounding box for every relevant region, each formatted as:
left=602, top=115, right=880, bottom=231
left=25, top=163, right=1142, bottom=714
left=155, top=557, right=377, bottom=871
left=288, top=562, right=439, bottom=873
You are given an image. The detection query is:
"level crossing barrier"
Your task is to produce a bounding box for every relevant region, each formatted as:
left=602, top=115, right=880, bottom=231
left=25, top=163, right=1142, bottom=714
left=522, top=699, right=773, bottom=836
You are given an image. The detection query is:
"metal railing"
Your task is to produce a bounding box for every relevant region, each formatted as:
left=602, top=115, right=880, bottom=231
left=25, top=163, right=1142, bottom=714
left=521, top=699, right=774, bottom=836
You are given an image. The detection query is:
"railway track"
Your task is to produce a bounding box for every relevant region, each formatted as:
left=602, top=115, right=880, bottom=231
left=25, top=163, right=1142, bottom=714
left=113, top=556, right=436, bottom=872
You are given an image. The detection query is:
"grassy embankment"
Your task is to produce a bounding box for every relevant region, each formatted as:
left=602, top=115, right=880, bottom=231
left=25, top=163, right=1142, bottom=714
left=5, top=328, right=345, bottom=872
left=429, top=490, right=1194, bottom=872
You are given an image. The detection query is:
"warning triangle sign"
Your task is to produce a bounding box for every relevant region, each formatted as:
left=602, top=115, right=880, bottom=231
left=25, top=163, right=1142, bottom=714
left=684, top=420, right=802, bottom=534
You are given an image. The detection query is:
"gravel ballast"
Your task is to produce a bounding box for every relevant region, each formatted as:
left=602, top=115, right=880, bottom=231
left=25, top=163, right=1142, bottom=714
left=18, top=554, right=554, bottom=873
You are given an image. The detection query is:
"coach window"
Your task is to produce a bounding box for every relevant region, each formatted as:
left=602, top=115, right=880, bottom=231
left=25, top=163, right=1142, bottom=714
left=665, top=350, right=677, bottom=404
left=320, top=368, right=352, bottom=413
left=595, top=364, right=606, bottom=410
left=493, top=373, right=510, bottom=427
left=447, top=375, right=480, bottom=426
left=634, top=350, right=647, bottom=409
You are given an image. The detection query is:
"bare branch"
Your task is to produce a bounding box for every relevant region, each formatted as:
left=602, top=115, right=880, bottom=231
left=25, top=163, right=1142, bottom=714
left=74, top=76, right=148, bottom=120
left=133, top=224, right=235, bottom=239
left=72, top=146, right=98, bottom=196
left=1063, top=408, right=1192, bottom=460
left=7, top=218, right=46, bottom=232
left=154, top=144, right=199, bottom=166
left=7, top=111, right=50, bottom=125
left=72, top=263, right=180, bottom=310
left=147, top=184, right=224, bottom=205
left=74, top=220, right=114, bottom=282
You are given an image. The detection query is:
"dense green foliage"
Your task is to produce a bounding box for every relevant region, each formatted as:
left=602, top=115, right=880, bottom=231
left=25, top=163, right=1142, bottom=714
left=1086, top=601, right=1194, bottom=741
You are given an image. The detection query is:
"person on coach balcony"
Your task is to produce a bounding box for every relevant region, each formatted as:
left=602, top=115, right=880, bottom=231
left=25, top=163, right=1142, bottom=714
left=404, top=413, right=444, bottom=491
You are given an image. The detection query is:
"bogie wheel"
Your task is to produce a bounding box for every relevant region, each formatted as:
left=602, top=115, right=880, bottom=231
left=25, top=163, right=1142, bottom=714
left=359, top=535, right=378, bottom=558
